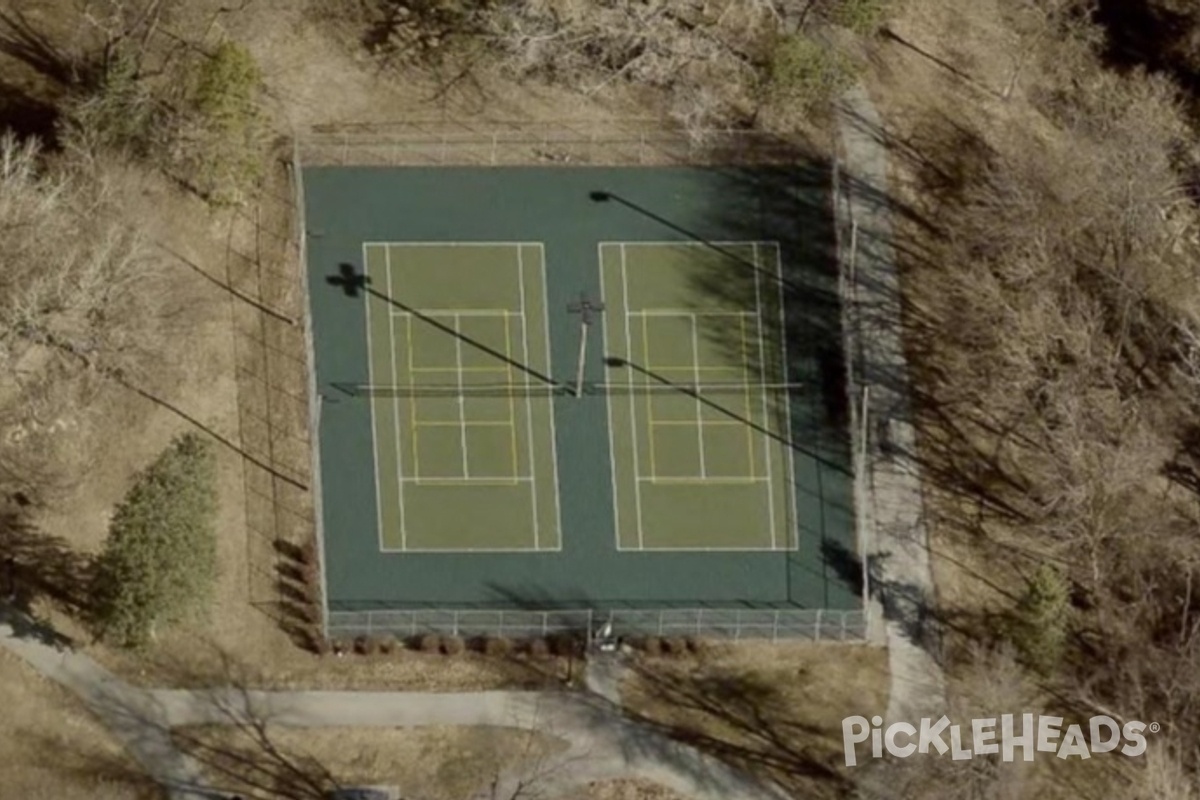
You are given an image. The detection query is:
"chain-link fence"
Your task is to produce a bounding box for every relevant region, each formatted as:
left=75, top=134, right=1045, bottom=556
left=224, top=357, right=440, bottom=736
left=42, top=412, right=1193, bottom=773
left=327, top=607, right=868, bottom=643
left=296, top=122, right=871, bottom=646
left=296, top=119, right=808, bottom=168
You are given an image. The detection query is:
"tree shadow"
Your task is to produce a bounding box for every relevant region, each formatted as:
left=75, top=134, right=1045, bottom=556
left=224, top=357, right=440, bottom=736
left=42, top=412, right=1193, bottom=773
left=55, top=643, right=587, bottom=800
left=1090, top=0, right=1200, bottom=97
left=0, top=9, right=88, bottom=88
left=0, top=76, right=59, bottom=142
left=0, top=506, right=95, bottom=616
left=618, top=655, right=852, bottom=798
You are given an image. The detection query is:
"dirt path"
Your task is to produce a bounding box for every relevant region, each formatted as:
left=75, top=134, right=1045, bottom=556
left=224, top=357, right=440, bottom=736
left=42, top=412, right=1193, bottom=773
left=0, top=612, right=787, bottom=800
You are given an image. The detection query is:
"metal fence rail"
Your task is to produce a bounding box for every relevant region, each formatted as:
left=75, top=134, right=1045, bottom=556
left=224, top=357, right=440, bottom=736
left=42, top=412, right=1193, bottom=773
left=327, top=607, right=868, bottom=643
left=296, top=123, right=873, bottom=646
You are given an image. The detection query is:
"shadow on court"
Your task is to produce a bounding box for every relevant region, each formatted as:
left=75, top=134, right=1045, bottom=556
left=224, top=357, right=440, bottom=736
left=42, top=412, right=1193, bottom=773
left=327, top=261, right=560, bottom=393
left=587, top=165, right=851, bottom=458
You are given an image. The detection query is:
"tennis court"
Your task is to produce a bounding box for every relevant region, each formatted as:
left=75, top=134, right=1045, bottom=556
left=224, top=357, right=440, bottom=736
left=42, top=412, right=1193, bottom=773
left=600, top=241, right=795, bottom=551
left=304, top=164, right=859, bottom=615
left=362, top=242, right=561, bottom=552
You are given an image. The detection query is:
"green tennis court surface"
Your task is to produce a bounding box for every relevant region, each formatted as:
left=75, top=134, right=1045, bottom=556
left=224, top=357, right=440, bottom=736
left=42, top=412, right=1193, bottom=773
left=303, top=165, right=860, bottom=613
left=600, top=241, right=794, bottom=551
left=363, top=243, right=560, bottom=551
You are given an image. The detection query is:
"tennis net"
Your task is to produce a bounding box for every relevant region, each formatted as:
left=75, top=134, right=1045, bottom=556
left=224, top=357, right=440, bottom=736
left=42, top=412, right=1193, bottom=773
left=591, top=382, right=803, bottom=396
left=334, top=382, right=569, bottom=398
left=333, top=381, right=803, bottom=398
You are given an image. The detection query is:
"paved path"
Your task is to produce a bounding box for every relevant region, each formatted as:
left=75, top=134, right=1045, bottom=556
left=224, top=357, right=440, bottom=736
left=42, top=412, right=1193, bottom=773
left=0, top=613, right=788, bottom=800
left=835, top=83, right=947, bottom=724
left=1, top=84, right=943, bottom=800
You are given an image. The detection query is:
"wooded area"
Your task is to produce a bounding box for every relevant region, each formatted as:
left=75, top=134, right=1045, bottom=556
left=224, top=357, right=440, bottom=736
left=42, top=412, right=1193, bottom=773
left=5, top=0, right=1200, bottom=797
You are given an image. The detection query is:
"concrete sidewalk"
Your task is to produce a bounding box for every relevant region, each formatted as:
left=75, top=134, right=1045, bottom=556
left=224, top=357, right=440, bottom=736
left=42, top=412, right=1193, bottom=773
left=836, top=83, right=947, bottom=724
left=1, top=613, right=787, bottom=800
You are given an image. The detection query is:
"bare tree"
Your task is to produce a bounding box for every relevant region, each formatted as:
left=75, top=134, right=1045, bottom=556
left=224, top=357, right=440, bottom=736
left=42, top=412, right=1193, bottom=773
left=0, top=133, right=166, bottom=500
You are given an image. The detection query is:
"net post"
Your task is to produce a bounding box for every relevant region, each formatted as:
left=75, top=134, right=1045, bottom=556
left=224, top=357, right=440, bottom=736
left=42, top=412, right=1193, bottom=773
left=772, top=610, right=779, bottom=642
left=815, top=609, right=822, bottom=641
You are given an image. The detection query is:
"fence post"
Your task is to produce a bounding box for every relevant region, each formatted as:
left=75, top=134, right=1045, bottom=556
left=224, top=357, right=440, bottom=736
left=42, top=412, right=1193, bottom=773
left=772, top=611, right=779, bottom=643
left=814, top=609, right=822, bottom=641
left=491, top=133, right=498, bottom=166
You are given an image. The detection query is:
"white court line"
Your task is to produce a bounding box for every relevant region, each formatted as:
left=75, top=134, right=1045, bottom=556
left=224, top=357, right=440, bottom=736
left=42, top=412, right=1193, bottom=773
left=409, top=477, right=526, bottom=486
left=381, top=544, right=560, bottom=554
left=739, top=315, right=755, bottom=480
left=599, top=244, right=623, bottom=553
left=689, top=313, right=706, bottom=479
left=629, top=310, right=757, bottom=317
left=537, top=243, right=564, bottom=552
left=619, top=544, right=787, bottom=553
left=639, top=476, right=766, bottom=485
left=595, top=240, right=779, bottom=248
left=453, top=313, right=470, bottom=478
left=503, top=311, right=519, bottom=481
left=415, top=421, right=512, bottom=427
left=768, top=241, right=798, bottom=552
left=373, top=240, right=560, bottom=554
left=640, top=315, right=658, bottom=482
left=517, top=244, right=540, bottom=550
left=390, top=309, right=521, bottom=317
left=403, top=476, right=534, bottom=482
left=385, top=244, right=408, bottom=550
left=361, top=240, right=545, bottom=247
left=621, top=243, right=646, bottom=551
left=409, top=365, right=510, bottom=373
left=753, top=242, right=777, bottom=551
left=363, top=244, right=388, bottom=555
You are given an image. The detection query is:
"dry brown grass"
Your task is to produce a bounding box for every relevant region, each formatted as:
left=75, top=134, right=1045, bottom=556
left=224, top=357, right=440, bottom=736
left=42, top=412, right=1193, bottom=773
left=861, top=0, right=1189, bottom=796
left=2, top=0, right=678, bottom=695
left=621, top=642, right=888, bottom=797
left=0, top=649, right=153, bottom=799
left=175, top=723, right=567, bottom=800
left=579, top=778, right=695, bottom=800
left=93, top=633, right=574, bottom=691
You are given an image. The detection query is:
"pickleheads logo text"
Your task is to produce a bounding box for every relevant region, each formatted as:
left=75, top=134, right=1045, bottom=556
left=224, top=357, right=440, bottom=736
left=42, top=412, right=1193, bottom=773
left=842, top=715, right=1157, bottom=767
